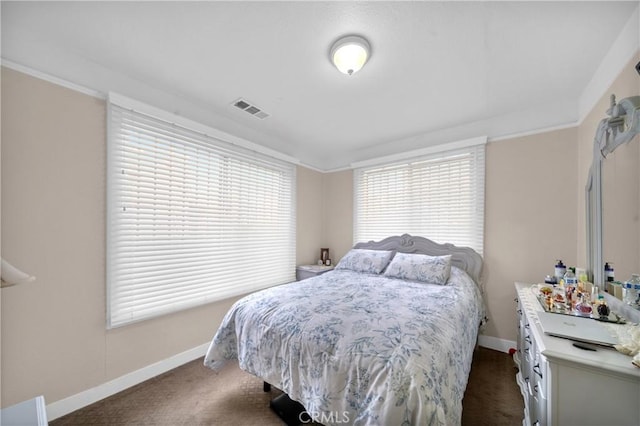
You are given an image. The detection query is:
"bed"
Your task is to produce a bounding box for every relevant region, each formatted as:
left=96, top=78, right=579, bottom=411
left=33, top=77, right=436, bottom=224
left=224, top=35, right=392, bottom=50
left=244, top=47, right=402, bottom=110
left=204, top=234, right=485, bottom=425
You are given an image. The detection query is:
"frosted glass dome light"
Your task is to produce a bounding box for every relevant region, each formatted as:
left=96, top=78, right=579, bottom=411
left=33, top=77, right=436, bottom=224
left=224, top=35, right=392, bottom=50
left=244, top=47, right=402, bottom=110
left=330, top=35, right=371, bottom=76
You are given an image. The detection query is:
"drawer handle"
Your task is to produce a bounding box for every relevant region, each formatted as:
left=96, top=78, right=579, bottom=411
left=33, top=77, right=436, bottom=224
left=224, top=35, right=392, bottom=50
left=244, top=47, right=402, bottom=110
left=517, top=309, right=522, bottom=315
left=533, top=421, right=540, bottom=426
left=533, top=363, right=543, bottom=378
left=525, top=335, right=532, bottom=344
left=525, top=323, right=530, bottom=329
left=514, top=297, right=518, bottom=303
left=534, top=384, right=539, bottom=394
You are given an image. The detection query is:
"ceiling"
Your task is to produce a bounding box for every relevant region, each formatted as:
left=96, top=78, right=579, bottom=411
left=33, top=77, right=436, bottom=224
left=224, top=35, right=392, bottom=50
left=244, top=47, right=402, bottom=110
left=2, top=1, right=638, bottom=171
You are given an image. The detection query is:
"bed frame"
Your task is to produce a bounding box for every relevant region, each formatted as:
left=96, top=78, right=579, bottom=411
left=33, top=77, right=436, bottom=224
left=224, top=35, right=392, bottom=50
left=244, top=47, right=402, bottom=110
left=265, top=234, right=484, bottom=417
left=354, top=233, right=483, bottom=285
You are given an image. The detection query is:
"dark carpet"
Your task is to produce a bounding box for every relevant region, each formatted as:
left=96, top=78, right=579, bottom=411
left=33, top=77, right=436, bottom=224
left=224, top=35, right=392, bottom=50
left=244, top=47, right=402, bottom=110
left=51, top=346, right=523, bottom=425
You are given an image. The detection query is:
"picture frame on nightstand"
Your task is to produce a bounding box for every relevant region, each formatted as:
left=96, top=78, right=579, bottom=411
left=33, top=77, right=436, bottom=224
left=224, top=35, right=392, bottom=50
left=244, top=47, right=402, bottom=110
left=320, top=248, right=329, bottom=264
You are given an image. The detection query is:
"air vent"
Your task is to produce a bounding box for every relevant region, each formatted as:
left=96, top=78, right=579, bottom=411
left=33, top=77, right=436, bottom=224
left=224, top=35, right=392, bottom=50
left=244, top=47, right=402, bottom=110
left=232, top=98, right=270, bottom=120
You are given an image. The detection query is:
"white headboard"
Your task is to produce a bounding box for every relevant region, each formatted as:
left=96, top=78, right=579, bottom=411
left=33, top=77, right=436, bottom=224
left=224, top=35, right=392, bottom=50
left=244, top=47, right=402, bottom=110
left=353, top=234, right=483, bottom=285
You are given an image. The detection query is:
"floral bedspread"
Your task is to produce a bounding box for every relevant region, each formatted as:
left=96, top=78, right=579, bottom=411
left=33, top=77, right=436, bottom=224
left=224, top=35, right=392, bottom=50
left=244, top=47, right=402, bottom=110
left=204, top=266, right=485, bottom=425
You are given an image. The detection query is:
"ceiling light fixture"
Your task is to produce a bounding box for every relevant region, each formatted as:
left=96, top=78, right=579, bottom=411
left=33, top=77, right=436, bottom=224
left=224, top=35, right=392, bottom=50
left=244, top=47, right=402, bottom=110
left=330, top=35, right=371, bottom=76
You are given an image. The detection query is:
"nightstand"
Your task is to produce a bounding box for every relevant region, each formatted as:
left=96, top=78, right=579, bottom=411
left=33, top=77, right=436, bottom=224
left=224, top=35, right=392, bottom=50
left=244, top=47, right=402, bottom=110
left=296, top=264, right=334, bottom=281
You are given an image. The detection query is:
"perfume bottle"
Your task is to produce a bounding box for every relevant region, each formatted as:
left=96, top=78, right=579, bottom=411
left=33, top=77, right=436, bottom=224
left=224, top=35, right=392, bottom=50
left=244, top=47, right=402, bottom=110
left=564, top=268, right=577, bottom=309
left=574, top=293, right=592, bottom=317
left=596, top=295, right=610, bottom=319
left=552, top=283, right=566, bottom=311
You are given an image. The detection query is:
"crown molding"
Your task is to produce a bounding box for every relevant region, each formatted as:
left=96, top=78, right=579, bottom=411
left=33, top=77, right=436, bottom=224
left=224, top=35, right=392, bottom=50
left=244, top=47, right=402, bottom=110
left=578, top=5, right=639, bottom=124
left=1, top=59, right=105, bottom=99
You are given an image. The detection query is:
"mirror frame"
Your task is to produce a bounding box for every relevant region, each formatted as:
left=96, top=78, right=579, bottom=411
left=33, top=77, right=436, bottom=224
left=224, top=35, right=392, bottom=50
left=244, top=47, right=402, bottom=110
left=587, top=95, right=640, bottom=287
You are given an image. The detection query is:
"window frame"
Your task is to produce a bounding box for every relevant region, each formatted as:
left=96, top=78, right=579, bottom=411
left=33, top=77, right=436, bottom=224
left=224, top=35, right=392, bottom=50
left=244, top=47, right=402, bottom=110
left=106, top=94, right=296, bottom=328
left=353, top=137, right=486, bottom=255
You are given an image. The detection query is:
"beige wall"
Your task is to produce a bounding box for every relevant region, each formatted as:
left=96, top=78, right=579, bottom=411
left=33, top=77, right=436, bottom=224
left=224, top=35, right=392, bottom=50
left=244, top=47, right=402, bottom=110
left=298, top=169, right=352, bottom=267
left=483, top=129, right=577, bottom=340
left=296, top=166, right=324, bottom=265
left=322, top=170, right=353, bottom=263
left=0, top=67, right=324, bottom=408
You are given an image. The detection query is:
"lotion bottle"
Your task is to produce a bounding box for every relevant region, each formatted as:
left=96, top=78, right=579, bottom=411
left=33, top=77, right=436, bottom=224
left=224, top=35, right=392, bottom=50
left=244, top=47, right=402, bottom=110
left=555, top=260, right=566, bottom=283
left=605, top=262, right=615, bottom=282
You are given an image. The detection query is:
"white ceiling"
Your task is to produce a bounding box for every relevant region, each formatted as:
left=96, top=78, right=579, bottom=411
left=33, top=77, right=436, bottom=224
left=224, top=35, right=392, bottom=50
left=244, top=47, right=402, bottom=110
left=2, top=1, right=638, bottom=171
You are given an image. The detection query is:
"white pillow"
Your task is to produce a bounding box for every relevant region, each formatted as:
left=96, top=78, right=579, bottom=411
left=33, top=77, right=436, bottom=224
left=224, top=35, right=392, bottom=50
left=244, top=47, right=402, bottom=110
left=383, top=252, right=452, bottom=285
left=334, top=249, right=394, bottom=274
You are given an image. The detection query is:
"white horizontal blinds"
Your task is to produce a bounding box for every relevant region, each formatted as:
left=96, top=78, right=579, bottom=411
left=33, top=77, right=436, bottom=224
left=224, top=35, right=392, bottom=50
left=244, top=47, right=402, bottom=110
left=354, top=144, right=485, bottom=254
left=354, top=163, right=412, bottom=239
left=107, top=104, right=295, bottom=328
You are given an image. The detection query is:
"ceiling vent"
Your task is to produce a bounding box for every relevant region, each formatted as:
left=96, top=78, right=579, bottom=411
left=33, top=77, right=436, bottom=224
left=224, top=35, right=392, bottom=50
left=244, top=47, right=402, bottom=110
left=232, top=98, right=270, bottom=120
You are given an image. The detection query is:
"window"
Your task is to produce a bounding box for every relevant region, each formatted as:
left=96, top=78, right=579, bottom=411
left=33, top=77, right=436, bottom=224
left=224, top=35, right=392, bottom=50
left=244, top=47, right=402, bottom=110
left=354, top=139, right=485, bottom=254
left=107, top=95, right=296, bottom=328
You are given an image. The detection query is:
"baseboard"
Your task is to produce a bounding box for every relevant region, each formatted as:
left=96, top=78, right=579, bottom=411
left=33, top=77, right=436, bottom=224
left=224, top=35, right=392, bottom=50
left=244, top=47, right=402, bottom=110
left=46, top=336, right=514, bottom=420
left=46, top=342, right=210, bottom=421
left=478, top=334, right=516, bottom=353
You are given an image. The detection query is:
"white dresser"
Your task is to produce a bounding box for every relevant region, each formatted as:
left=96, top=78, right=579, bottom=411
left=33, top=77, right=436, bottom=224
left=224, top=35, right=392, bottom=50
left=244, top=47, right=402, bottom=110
left=514, top=282, right=640, bottom=426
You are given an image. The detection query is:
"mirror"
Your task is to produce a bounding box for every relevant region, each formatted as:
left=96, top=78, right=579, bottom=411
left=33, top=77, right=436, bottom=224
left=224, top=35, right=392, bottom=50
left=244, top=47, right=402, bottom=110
left=602, top=139, right=640, bottom=284
left=586, top=94, right=640, bottom=319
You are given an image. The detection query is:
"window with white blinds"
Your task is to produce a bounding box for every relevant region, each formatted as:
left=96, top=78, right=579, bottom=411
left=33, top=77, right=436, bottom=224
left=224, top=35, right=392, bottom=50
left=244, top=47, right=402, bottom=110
left=107, top=99, right=296, bottom=328
left=354, top=142, right=485, bottom=255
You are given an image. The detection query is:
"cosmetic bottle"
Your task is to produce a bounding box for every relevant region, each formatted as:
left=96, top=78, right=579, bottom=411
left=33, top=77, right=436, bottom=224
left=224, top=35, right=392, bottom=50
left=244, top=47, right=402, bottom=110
left=555, top=260, right=566, bottom=283
left=575, top=293, right=592, bottom=317
left=564, top=268, right=577, bottom=310
left=624, top=274, right=640, bottom=306
left=596, top=295, right=610, bottom=318
left=605, top=262, right=615, bottom=282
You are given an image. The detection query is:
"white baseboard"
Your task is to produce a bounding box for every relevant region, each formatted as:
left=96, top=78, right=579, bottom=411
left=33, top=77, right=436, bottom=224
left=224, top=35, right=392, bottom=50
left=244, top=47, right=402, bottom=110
left=478, top=334, right=516, bottom=353
left=46, top=342, right=210, bottom=421
left=46, top=335, right=514, bottom=420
